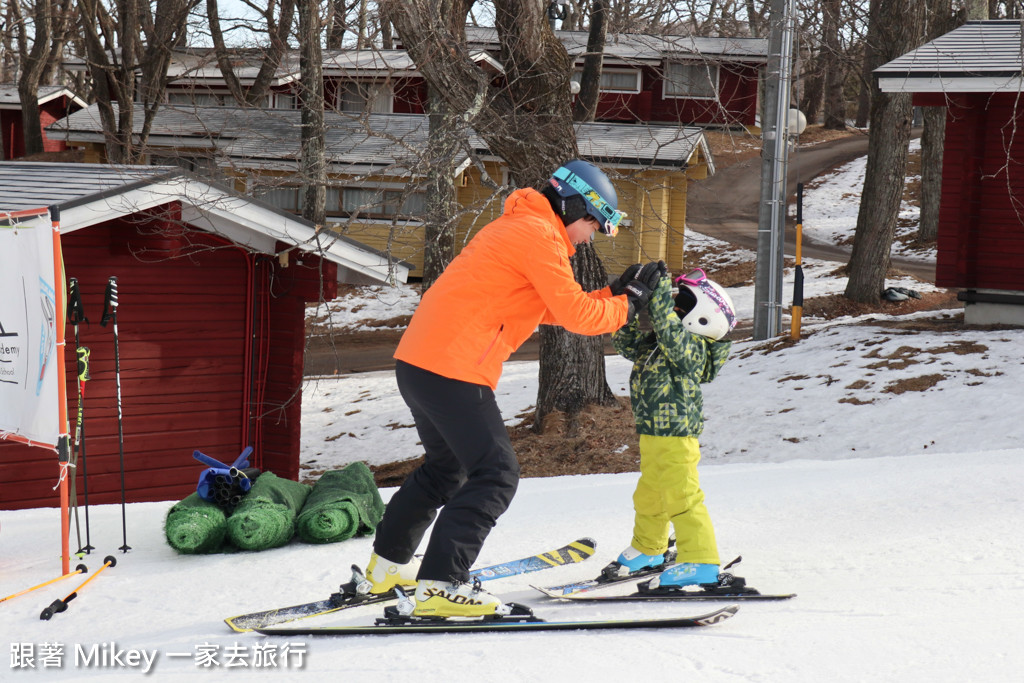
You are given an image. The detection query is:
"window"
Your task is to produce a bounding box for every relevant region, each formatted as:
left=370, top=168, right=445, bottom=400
left=338, top=82, right=394, bottom=114
left=571, top=69, right=641, bottom=94
left=251, top=183, right=425, bottom=220
left=273, top=92, right=297, bottom=109
left=664, top=62, right=719, bottom=100
left=341, top=187, right=425, bottom=219
left=254, top=185, right=302, bottom=212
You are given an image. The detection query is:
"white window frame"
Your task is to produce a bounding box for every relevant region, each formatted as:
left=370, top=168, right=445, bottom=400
left=663, top=61, right=720, bottom=101
left=571, top=68, right=642, bottom=94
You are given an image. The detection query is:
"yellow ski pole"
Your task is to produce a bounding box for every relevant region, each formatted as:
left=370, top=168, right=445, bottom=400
left=40, top=555, right=116, bottom=620
left=0, top=564, right=88, bottom=605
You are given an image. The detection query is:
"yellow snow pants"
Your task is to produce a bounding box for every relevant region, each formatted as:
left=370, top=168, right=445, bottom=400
left=630, top=434, right=720, bottom=565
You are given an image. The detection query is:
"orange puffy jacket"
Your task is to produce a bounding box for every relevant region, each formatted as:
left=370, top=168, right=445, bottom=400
left=394, top=188, right=630, bottom=389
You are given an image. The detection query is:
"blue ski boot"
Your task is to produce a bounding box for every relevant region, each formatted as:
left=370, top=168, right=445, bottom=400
left=646, top=562, right=720, bottom=590
left=601, top=545, right=666, bottom=579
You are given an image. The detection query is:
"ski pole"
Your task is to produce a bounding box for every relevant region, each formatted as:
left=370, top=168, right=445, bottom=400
left=40, top=556, right=116, bottom=620
left=101, top=276, right=130, bottom=553
left=0, top=564, right=88, bottom=605
left=75, top=345, right=94, bottom=554
left=68, top=277, right=94, bottom=554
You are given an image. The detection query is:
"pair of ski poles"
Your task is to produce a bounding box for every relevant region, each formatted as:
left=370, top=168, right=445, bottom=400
left=0, top=556, right=118, bottom=619
left=66, top=276, right=131, bottom=556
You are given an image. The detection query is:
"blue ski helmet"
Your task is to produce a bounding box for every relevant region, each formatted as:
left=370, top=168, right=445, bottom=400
left=548, top=159, right=625, bottom=236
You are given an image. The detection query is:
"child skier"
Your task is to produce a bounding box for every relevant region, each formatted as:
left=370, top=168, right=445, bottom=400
left=608, top=267, right=736, bottom=589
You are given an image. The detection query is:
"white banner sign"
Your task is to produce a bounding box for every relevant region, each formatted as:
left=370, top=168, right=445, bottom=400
left=0, top=209, right=59, bottom=449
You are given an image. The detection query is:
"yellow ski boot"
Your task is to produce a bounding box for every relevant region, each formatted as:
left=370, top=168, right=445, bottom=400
left=364, top=553, right=420, bottom=595
left=412, top=578, right=511, bottom=618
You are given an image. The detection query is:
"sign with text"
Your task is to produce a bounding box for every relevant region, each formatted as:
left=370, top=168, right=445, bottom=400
left=0, top=208, right=59, bottom=449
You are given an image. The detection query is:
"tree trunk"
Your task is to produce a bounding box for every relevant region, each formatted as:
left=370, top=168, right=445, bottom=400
left=298, top=0, right=327, bottom=226
left=917, top=0, right=964, bottom=244
left=535, top=244, right=617, bottom=435
left=821, top=0, right=846, bottom=130
left=844, top=0, right=925, bottom=303
left=918, top=106, right=944, bottom=243
left=854, top=0, right=880, bottom=128
left=422, top=86, right=460, bottom=291
left=572, top=0, right=607, bottom=122
left=17, top=0, right=53, bottom=157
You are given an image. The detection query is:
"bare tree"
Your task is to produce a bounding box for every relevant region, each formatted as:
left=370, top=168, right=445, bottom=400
left=383, top=0, right=618, bottom=432
left=78, top=0, right=197, bottom=163
left=206, top=0, right=296, bottom=107
left=844, top=0, right=926, bottom=303
left=572, top=0, right=607, bottom=122
left=298, top=0, right=326, bottom=226
left=14, top=0, right=52, bottom=156
left=821, top=0, right=846, bottom=129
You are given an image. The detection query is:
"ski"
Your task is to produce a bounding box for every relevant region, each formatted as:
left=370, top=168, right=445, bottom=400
left=534, top=585, right=795, bottom=602
left=534, top=553, right=794, bottom=602
left=534, top=561, right=671, bottom=597
left=254, top=604, right=738, bottom=635
left=225, top=537, right=596, bottom=632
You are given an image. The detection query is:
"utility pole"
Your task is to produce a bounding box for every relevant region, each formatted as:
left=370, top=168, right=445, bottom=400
left=753, top=0, right=797, bottom=340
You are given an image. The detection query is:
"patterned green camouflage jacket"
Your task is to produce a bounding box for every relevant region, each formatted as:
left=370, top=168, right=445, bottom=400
left=612, top=277, right=732, bottom=437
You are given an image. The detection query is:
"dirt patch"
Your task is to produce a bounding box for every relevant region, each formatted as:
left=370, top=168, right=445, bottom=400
left=800, top=289, right=962, bottom=321
left=883, top=373, right=946, bottom=395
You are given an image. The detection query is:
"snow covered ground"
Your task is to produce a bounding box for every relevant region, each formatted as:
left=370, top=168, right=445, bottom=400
left=3, top=149, right=1022, bottom=681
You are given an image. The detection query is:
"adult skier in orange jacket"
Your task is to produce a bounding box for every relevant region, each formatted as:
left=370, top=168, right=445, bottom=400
left=364, top=159, right=664, bottom=618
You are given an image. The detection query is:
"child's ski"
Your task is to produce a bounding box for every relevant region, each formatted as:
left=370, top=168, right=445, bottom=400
left=534, top=554, right=793, bottom=600
left=225, top=537, right=596, bottom=632
left=254, top=604, right=739, bottom=635
left=534, top=585, right=795, bottom=601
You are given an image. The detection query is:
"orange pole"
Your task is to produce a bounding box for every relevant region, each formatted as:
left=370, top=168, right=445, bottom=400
left=51, top=207, right=71, bottom=575
left=0, top=564, right=87, bottom=605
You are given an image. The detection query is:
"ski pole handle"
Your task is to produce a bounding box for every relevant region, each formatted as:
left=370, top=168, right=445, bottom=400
left=67, top=277, right=88, bottom=325
left=101, top=276, right=118, bottom=327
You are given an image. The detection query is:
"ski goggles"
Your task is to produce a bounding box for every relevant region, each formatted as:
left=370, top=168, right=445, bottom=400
left=674, top=268, right=708, bottom=287
left=552, top=167, right=625, bottom=236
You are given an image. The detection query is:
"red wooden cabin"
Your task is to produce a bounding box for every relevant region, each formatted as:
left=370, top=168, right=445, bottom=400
left=0, top=85, right=86, bottom=159
left=0, top=163, right=408, bottom=510
left=877, top=20, right=1024, bottom=326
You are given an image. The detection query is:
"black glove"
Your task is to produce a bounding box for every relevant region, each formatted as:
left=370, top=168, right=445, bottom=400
left=609, top=263, right=643, bottom=296
left=636, top=260, right=667, bottom=290
left=623, top=279, right=653, bottom=322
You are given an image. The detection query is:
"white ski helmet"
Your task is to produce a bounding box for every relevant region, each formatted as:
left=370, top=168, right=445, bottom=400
left=673, top=269, right=737, bottom=340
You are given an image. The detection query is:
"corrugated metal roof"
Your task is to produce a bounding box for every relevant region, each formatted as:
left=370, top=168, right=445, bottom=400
left=0, top=161, right=411, bottom=283
left=0, top=162, right=174, bottom=211
left=50, top=104, right=708, bottom=172
left=0, top=84, right=83, bottom=108
left=463, top=26, right=768, bottom=63
left=876, top=20, right=1024, bottom=77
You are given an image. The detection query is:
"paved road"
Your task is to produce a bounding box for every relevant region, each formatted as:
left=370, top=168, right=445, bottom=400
left=687, top=131, right=935, bottom=282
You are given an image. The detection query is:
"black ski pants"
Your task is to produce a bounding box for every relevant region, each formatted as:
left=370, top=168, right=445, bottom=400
left=373, top=360, right=520, bottom=582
